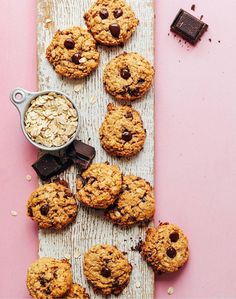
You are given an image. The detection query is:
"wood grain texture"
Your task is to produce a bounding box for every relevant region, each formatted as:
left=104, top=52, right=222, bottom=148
left=37, top=0, right=155, bottom=298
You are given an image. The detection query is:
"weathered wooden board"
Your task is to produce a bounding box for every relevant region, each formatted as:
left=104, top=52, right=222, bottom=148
left=37, top=0, right=155, bottom=298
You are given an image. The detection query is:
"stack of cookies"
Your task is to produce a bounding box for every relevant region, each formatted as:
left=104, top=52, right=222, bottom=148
left=25, top=0, right=190, bottom=298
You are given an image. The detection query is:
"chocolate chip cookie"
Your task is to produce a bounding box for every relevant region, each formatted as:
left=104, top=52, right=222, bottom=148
left=27, top=257, right=73, bottom=299
left=84, top=0, right=139, bottom=46
left=141, top=223, right=189, bottom=273
left=99, top=104, right=146, bottom=157
left=103, top=52, right=154, bottom=101
left=84, top=244, right=132, bottom=296
left=76, top=162, right=122, bottom=209
left=106, top=175, right=155, bottom=226
left=27, top=181, right=78, bottom=230
left=65, top=283, right=90, bottom=299
left=46, top=26, right=100, bottom=79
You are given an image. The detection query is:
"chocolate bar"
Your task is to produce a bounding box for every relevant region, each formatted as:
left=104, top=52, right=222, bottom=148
left=171, top=9, right=208, bottom=45
left=66, top=140, right=96, bottom=170
left=32, top=154, right=72, bottom=181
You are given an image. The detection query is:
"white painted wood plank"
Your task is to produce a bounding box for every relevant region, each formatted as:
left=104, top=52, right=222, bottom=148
left=37, top=0, right=155, bottom=298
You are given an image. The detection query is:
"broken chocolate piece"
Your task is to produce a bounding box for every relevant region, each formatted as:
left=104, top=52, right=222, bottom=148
left=32, top=154, right=65, bottom=181
left=66, top=140, right=95, bottom=171
left=170, top=9, right=208, bottom=45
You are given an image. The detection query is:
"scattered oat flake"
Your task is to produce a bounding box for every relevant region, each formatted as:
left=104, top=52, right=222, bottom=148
left=135, top=281, right=141, bottom=288
left=90, top=96, right=96, bottom=104
left=11, top=210, right=18, bottom=216
left=64, top=254, right=71, bottom=260
left=26, top=175, right=32, bottom=181
left=74, top=84, right=83, bottom=93
left=74, top=251, right=80, bottom=258
left=168, top=287, right=174, bottom=295
left=45, top=18, right=52, bottom=24
left=79, top=57, right=87, bottom=64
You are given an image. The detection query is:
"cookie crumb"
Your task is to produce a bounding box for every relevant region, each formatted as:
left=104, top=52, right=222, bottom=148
left=218, top=40, right=221, bottom=43
left=74, top=251, right=80, bottom=259
left=191, top=4, right=196, bottom=11
left=168, top=287, right=174, bottom=295
left=26, top=175, right=32, bottom=181
left=200, top=15, right=203, bottom=20
left=135, top=281, right=141, bottom=288
left=208, top=38, right=212, bottom=42
left=11, top=210, right=18, bottom=216
left=64, top=254, right=71, bottom=260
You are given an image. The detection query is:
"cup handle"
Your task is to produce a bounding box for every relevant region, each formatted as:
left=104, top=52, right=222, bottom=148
left=10, top=88, right=31, bottom=113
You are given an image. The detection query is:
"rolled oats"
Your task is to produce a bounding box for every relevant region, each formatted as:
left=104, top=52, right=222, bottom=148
left=24, top=93, right=78, bottom=147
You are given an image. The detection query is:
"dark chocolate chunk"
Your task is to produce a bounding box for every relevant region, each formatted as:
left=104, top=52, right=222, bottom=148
left=64, top=38, right=75, bottom=49
left=166, top=247, right=177, bottom=258
left=169, top=232, right=179, bottom=242
left=101, top=267, right=111, bottom=277
left=138, top=78, right=145, bottom=84
left=109, top=23, right=121, bottom=38
left=120, top=67, right=131, bottom=79
left=32, top=154, right=65, bottom=181
left=39, top=277, right=47, bottom=287
left=72, top=52, right=82, bottom=64
left=113, top=8, right=123, bottom=18
left=122, top=130, right=132, bottom=142
left=127, top=87, right=140, bottom=96
left=100, top=8, right=109, bottom=19
left=40, top=204, right=49, bottom=216
left=170, top=9, right=208, bottom=45
left=66, top=140, right=95, bottom=171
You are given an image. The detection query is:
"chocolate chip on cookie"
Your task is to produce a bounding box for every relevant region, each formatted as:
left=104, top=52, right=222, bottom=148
left=99, top=104, right=146, bottom=157
left=27, top=257, right=73, bottom=299
left=106, top=175, right=155, bottom=226
left=141, top=223, right=189, bottom=273
left=103, top=52, right=154, bottom=101
left=26, top=182, right=78, bottom=230
left=46, top=26, right=100, bottom=79
left=84, top=0, right=138, bottom=46
left=84, top=244, right=132, bottom=296
left=76, top=162, right=122, bottom=209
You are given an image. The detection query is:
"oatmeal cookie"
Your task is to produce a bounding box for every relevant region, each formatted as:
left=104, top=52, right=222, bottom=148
left=99, top=104, right=146, bottom=157
left=141, top=223, right=189, bottom=273
left=83, top=244, right=132, bottom=296
left=46, top=26, right=100, bottom=79
left=27, top=181, right=78, bottom=230
left=65, top=283, right=90, bottom=299
left=26, top=257, right=73, bottom=299
left=106, top=175, right=155, bottom=226
left=76, top=162, right=122, bottom=209
left=103, top=52, right=154, bottom=101
left=84, top=0, right=138, bottom=46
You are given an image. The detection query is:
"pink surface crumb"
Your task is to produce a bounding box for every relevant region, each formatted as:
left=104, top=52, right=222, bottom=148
left=1, top=0, right=236, bottom=298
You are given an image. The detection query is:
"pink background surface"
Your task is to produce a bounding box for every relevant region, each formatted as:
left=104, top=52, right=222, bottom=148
left=1, top=0, right=236, bottom=298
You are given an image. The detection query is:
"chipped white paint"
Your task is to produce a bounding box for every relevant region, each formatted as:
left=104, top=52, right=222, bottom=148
left=37, top=0, right=155, bottom=298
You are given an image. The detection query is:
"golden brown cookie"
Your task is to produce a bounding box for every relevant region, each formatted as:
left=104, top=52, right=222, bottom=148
left=83, top=244, right=132, bottom=296
left=76, top=162, right=122, bottom=209
left=27, top=181, right=78, bottom=230
left=141, top=223, right=189, bottom=273
left=106, top=175, right=155, bottom=226
left=99, top=104, right=146, bottom=157
left=84, top=0, right=138, bottom=46
left=46, top=26, right=100, bottom=79
left=26, top=257, right=73, bottom=299
left=103, top=52, right=154, bottom=101
left=65, top=283, right=90, bottom=299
